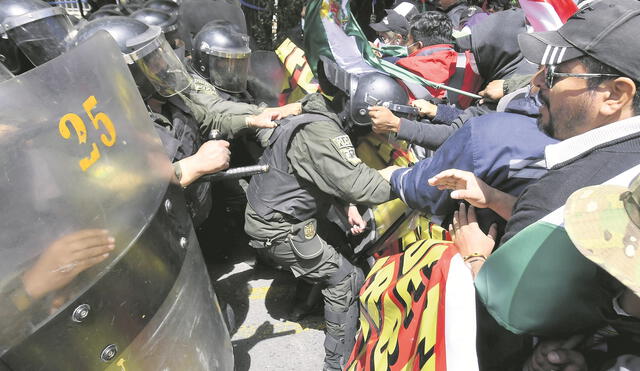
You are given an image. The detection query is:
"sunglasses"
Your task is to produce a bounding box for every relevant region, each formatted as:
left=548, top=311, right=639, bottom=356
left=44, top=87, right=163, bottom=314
left=544, top=64, right=620, bottom=89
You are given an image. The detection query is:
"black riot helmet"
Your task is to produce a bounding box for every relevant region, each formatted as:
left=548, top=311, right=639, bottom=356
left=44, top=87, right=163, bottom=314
left=192, top=20, right=251, bottom=93
left=144, top=0, right=179, bottom=15
left=348, top=72, right=411, bottom=125
left=0, top=0, right=75, bottom=66
left=88, top=8, right=124, bottom=21
left=74, top=16, right=192, bottom=98
left=319, top=56, right=412, bottom=126
left=130, top=8, right=181, bottom=49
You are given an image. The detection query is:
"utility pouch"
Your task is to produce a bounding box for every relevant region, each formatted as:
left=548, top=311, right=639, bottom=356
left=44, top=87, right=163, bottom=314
left=288, top=219, right=324, bottom=260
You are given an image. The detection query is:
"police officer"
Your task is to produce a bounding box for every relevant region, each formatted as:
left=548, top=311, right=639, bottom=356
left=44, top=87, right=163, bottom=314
left=0, top=0, right=75, bottom=74
left=244, top=62, right=406, bottom=370
left=188, top=19, right=303, bottom=118
left=72, top=17, right=233, bottom=225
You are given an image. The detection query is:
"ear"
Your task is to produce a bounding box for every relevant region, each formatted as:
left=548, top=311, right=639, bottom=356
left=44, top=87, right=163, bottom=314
left=600, top=77, right=636, bottom=117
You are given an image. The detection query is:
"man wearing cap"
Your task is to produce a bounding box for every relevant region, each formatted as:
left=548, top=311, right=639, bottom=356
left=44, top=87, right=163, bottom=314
left=369, top=1, right=419, bottom=61
left=429, top=0, right=640, bottom=369
left=393, top=11, right=483, bottom=107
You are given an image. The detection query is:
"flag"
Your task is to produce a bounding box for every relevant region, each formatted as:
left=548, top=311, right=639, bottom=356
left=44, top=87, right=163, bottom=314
left=346, top=233, right=479, bottom=371
left=274, top=38, right=319, bottom=105
left=519, top=0, right=578, bottom=32
left=476, top=163, right=640, bottom=336
left=303, top=0, right=480, bottom=99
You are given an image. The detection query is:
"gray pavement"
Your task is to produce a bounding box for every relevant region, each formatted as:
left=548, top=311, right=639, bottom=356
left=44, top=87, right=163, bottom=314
left=206, top=253, right=326, bottom=371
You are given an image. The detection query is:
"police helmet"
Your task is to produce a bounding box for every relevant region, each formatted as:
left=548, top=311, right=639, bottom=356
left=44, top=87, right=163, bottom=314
left=88, top=8, right=124, bottom=21
left=348, top=72, right=410, bottom=125
left=74, top=16, right=192, bottom=98
left=130, top=8, right=181, bottom=48
left=144, top=0, right=179, bottom=15
left=192, top=20, right=251, bottom=93
left=0, top=0, right=75, bottom=66
left=319, top=56, right=410, bottom=126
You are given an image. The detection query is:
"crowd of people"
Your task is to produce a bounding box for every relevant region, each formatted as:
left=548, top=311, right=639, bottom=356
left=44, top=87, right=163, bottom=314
left=1, top=0, right=639, bottom=370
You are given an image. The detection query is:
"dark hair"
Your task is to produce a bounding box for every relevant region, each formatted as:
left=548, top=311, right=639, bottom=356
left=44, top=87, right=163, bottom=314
left=578, top=55, right=640, bottom=115
left=408, top=11, right=453, bottom=47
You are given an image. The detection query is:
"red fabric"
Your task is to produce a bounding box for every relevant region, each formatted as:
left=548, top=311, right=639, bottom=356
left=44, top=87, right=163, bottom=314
left=528, top=0, right=578, bottom=23
left=396, top=45, right=459, bottom=100
left=458, top=50, right=485, bottom=108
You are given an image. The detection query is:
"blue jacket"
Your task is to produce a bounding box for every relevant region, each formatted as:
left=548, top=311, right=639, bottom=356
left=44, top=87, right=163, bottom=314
left=390, top=93, right=558, bottom=230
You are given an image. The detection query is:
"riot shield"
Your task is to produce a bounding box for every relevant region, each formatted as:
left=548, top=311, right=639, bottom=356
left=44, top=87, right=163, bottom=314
left=0, top=62, right=13, bottom=82
left=180, top=0, right=247, bottom=38
left=0, top=32, right=233, bottom=370
left=248, top=50, right=286, bottom=106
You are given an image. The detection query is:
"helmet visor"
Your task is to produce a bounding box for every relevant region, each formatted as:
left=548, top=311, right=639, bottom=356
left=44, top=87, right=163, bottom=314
left=132, top=36, right=192, bottom=97
left=5, top=10, right=74, bottom=66
left=208, top=54, right=249, bottom=93
left=0, top=62, right=14, bottom=82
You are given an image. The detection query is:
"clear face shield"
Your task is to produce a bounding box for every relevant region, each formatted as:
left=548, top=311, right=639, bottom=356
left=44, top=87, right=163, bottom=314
left=1, top=7, right=75, bottom=66
left=124, top=27, right=192, bottom=97
left=0, top=61, right=14, bottom=82
left=208, top=53, right=250, bottom=93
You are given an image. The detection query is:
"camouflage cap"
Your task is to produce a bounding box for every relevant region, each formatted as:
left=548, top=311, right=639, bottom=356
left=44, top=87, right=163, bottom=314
left=564, top=173, right=640, bottom=297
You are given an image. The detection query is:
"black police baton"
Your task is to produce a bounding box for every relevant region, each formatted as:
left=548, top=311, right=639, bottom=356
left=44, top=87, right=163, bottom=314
left=194, top=129, right=270, bottom=183
left=196, top=164, right=270, bottom=183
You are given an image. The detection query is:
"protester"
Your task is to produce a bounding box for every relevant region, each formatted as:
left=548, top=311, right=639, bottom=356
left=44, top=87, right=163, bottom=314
left=432, top=0, right=640, bottom=368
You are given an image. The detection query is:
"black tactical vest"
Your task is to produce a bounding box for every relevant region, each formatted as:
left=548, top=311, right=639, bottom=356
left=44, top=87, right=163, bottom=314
left=247, top=113, right=332, bottom=222
left=151, top=96, right=212, bottom=227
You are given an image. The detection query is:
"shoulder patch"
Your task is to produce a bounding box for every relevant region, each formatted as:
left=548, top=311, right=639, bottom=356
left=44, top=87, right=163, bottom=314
left=191, top=76, right=218, bottom=95
left=331, top=135, right=361, bottom=166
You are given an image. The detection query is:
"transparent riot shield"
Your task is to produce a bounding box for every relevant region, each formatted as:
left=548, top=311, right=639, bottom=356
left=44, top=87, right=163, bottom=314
left=0, top=62, right=13, bottom=82
left=0, top=32, right=233, bottom=370
left=248, top=50, right=286, bottom=106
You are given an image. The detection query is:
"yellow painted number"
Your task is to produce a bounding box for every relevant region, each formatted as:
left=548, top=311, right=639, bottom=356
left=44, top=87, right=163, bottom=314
left=83, top=95, right=117, bottom=147
left=58, top=96, right=117, bottom=171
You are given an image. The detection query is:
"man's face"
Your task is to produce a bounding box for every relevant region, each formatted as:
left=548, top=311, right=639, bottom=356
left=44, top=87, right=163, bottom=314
left=379, top=31, right=404, bottom=46
left=532, top=59, right=601, bottom=140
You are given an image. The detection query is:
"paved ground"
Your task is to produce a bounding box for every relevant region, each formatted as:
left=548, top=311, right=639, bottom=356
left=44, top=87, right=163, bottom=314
left=201, top=218, right=327, bottom=371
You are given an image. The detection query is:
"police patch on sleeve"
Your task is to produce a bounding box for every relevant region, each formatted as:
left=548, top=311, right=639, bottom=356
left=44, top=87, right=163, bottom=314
left=331, top=135, right=361, bottom=166
left=191, top=76, right=218, bottom=95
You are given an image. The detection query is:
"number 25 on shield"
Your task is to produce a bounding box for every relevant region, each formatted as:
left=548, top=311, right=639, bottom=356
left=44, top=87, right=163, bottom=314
left=58, top=95, right=117, bottom=171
